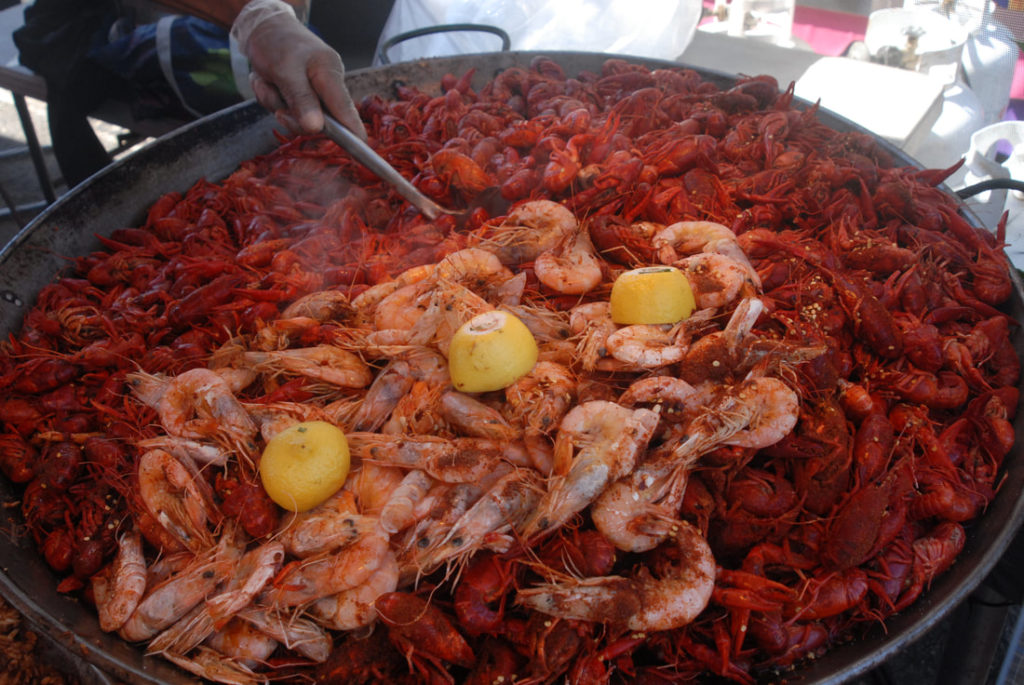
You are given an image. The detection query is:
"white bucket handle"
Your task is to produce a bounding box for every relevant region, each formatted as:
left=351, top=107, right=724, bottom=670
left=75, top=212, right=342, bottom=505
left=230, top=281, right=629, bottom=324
left=965, top=121, right=1024, bottom=182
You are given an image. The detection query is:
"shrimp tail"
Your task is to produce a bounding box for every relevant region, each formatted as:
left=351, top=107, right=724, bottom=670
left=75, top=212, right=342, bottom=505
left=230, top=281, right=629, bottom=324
left=517, top=576, right=642, bottom=624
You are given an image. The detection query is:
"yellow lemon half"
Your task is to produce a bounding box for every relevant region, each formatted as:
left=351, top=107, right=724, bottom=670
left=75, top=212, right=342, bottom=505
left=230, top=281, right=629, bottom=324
left=610, top=266, right=696, bottom=325
left=260, top=421, right=350, bottom=512
left=448, top=310, right=539, bottom=393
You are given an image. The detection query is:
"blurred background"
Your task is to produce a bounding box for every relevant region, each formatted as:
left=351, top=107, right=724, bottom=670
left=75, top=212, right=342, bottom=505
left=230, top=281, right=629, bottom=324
left=687, top=0, right=1024, bottom=259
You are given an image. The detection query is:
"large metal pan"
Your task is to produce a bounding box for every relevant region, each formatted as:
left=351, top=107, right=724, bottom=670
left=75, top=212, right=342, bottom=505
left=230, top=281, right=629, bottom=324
left=0, top=51, right=1021, bottom=684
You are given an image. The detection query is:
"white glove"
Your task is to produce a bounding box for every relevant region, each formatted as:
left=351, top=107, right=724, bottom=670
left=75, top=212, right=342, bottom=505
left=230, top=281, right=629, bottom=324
left=231, top=0, right=367, bottom=138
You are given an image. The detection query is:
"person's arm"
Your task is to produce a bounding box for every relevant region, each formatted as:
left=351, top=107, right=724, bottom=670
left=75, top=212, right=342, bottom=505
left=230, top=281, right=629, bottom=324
left=146, top=0, right=308, bottom=28
left=153, top=0, right=364, bottom=137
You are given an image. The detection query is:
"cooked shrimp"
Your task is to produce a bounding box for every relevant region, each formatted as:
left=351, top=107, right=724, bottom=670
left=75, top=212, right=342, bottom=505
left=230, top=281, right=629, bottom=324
left=652, top=220, right=738, bottom=264
left=480, top=199, right=578, bottom=264
left=242, top=345, right=372, bottom=388
left=721, top=376, right=800, bottom=449
left=243, top=401, right=333, bottom=441
left=310, top=550, right=400, bottom=631
left=351, top=263, right=435, bottom=315
left=347, top=327, right=417, bottom=358
left=344, top=462, right=406, bottom=515
left=722, top=297, right=765, bottom=349
left=93, top=526, right=147, bottom=633
left=569, top=301, right=617, bottom=371
left=281, top=288, right=354, bottom=321
left=660, top=376, right=799, bottom=465
left=213, top=367, right=260, bottom=395
left=411, top=467, right=543, bottom=576
left=504, top=361, right=576, bottom=426
left=653, top=220, right=737, bottom=261
left=206, top=542, right=286, bottom=624
left=138, top=449, right=219, bottom=553
left=381, top=380, right=447, bottom=435
left=156, top=368, right=258, bottom=452
left=435, top=247, right=516, bottom=294
left=439, top=390, right=518, bottom=441
left=534, top=227, right=603, bottom=295
left=520, top=401, right=659, bottom=540
left=237, top=606, right=332, bottom=662
left=350, top=348, right=448, bottom=432
left=161, top=645, right=261, bottom=685
left=136, top=436, right=230, bottom=466
left=590, top=476, right=681, bottom=553
left=276, top=490, right=379, bottom=558
left=147, top=602, right=211, bottom=657
left=505, top=361, right=577, bottom=473
left=322, top=397, right=362, bottom=434
left=501, top=303, right=573, bottom=344
left=606, top=323, right=687, bottom=368
left=618, top=376, right=701, bottom=418
left=380, top=469, right=435, bottom=534
left=517, top=519, right=715, bottom=631
left=149, top=541, right=285, bottom=657
left=126, top=370, right=168, bottom=408
left=702, top=237, right=762, bottom=289
left=204, top=618, right=278, bottom=668
left=348, top=432, right=518, bottom=483
left=676, top=252, right=758, bottom=309
left=134, top=369, right=258, bottom=451
left=128, top=367, right=255, bottom=408
left=396, top=464, right=514, bottom=577
left=265, top=520, right=390, bottom=606
left=492, top=271, right=527, bottom=305
left=538, top=339, right=579, bottom=366
left=252, top=316, right=324, bottom=352
left=120, top=535, right=241, bottom=642
left=146, top=551, right=193, bottom=587
left=411, top=279, right=495, bottom=355
left=373, top=280, right=432, bottom=331
left=591, top=440, right=698, bottom=553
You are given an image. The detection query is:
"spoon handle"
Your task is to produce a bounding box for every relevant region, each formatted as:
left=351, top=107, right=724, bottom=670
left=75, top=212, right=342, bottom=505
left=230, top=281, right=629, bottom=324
left=322, top=116, right=453, bottom=220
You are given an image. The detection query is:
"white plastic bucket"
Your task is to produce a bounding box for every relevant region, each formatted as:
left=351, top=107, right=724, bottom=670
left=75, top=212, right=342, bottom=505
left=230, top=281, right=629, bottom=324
left=865, top=8, right=968, bottom=83
left=903, top=79, right=986, bottom=188
left=961, top=120, right=1024, bottom=268
left=962, top=16, right=1020, bottom=125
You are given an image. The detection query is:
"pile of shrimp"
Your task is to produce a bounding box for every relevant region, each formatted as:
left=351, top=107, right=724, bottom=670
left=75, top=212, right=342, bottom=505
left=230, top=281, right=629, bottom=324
left=0, top=56, right=1018, bottom=684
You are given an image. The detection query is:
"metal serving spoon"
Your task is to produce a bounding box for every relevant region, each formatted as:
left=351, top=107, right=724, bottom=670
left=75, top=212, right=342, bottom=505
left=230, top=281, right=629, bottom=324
left=322, top=115, right=471, bottom=221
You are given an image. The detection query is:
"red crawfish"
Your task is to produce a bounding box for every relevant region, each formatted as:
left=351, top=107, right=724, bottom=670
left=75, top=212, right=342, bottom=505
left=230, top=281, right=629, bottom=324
left=746, top=613, right=830, bottom=667
left=0, top=432, right=36, bottom=482
left=430, top=148, right=496, bottom=196
left=588, top=215, right=659, bottom=265
left=895, top=521, right=966, bottom=611
left=788, top=568, right=870, bottom=621
left=310, top=628, right=406, bottom=683
left=215, top=472, right=279, bottom=539
left=852, top=411, right=895, bottom=485
left=375, top=592, right=475, bottom=679
left=821, top=459, right=913, bottom=570
left=535, top=527, right=618, bottom=578
left=2, top=357, right=80, bottom=394
left=454, top=553, right=517, bottom=636
left=464, top=638, right=524, bottom=685
left=568, top=634, right=646, bottom=684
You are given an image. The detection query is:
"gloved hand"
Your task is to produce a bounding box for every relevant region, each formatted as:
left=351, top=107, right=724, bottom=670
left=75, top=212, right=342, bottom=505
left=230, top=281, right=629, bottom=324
left=231, top=0, right=367, bottom=139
